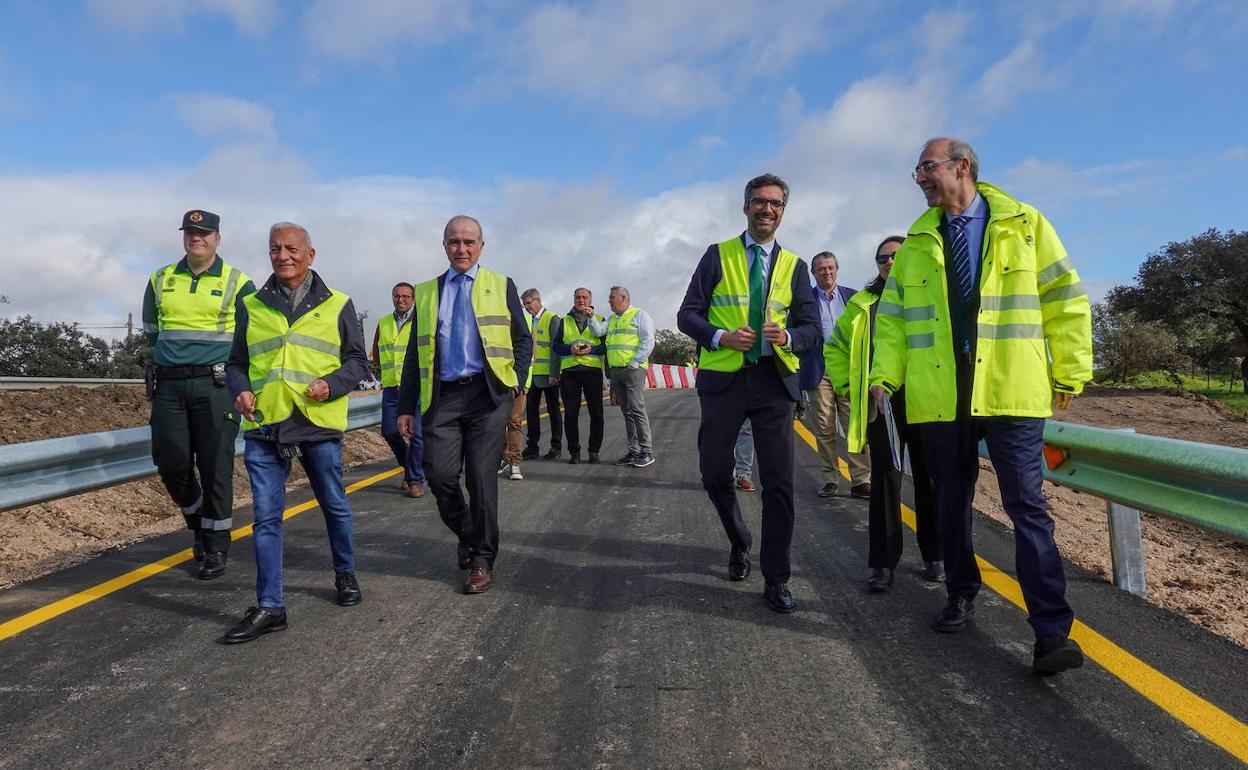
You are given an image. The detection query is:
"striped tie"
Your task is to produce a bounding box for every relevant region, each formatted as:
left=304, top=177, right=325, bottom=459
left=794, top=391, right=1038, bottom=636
left=947, top=215, right=974, bottom=302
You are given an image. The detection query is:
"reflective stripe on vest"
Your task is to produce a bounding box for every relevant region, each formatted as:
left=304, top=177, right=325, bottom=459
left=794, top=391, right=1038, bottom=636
left=697, top=238, right=800, bottom=376
left=412, top=267, right=518, bottom=415
left=606, top=306, right=648, bottom=369
left=560, top=314, right=605, bottom=371
left=530, top=309, right=558, bottom=377
left=150, top=261, right=250, bottom=344
left=377, top=313, right=411, bottom=388
left=243, top=290, right=351, bottom=431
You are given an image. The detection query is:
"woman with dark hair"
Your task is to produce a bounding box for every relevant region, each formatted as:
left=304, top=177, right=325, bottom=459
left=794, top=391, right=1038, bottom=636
left=825, top=236, right=942, bottom=592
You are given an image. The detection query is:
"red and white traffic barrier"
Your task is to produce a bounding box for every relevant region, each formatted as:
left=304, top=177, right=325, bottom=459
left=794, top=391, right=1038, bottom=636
left=646, top=365, right=697, bottom=389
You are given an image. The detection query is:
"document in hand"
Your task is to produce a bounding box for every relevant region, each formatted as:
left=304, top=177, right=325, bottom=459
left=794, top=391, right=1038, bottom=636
left=880, top=397, right=902, bottom=471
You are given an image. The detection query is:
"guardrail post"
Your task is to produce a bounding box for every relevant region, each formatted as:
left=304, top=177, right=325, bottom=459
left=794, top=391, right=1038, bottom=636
left=1105, top=428, right=1147, bottom=598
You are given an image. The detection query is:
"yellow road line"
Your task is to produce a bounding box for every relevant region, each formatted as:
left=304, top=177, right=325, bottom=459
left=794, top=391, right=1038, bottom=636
left=792, top=419, right=1248, bottom=762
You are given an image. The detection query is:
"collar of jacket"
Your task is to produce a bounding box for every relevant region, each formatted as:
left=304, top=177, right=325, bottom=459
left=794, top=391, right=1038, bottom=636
left=907, top=181, right=1025, bottom=239
left=255, top=270, right=334, bottom=318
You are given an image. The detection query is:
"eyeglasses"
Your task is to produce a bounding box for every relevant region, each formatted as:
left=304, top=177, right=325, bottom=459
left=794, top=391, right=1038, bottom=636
left=748, top=197, right=786, bottom=210
left=911, top=157, right=956, bottom=180
left=874, top=253, right=896, bottom=264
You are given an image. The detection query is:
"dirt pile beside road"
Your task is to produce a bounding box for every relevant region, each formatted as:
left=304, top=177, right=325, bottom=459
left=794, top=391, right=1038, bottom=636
left=0, top=385, right=393, bottom=588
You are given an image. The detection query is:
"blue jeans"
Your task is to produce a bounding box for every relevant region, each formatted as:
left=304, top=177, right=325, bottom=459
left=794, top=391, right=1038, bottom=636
left=734, top=422, right=754, bottom=478
left=381, top=386, right=424, bottom=483
left=244, top=438, right=356, bottom=609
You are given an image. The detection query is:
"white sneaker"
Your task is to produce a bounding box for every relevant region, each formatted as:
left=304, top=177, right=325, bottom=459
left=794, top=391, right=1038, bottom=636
left=508, top=464, right=524, bottom=481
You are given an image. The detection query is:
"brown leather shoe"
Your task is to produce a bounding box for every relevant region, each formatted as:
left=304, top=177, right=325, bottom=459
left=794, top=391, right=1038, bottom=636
left=464, top=567, right=493, bottom=594
left=735, top=475, right=756, bottom=492
left=407, top=481, right=425, bottom=498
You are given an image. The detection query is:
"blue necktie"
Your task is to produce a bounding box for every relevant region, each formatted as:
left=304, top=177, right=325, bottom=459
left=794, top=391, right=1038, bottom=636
left=448, top=272, right=472, bottom=376
left=947, top=215, right=974, bottom=302
left=745, top=244, right=765, bottom=363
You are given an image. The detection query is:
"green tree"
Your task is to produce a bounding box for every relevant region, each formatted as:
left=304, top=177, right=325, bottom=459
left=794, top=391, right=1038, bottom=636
left=0, top=316, right=112, bottom=377
left=1107, top=228, right=1248, bottom=360
left=109, top=333, right=153, bottom=378
left=1091, top=303, right=1187, bottom=384
left=650, top=328, right=697, bottom=366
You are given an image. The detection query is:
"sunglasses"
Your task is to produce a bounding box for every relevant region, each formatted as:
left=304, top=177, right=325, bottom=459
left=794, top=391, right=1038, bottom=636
left=875, top=253, right=896, bottom=264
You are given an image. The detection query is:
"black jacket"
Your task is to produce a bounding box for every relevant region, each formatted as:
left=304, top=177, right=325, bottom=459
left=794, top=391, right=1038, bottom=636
left=226, top=270, right=370, bottom=444
left=676, top=233, right=821, bottom=402
left=397, top=269, right=532, bottom=416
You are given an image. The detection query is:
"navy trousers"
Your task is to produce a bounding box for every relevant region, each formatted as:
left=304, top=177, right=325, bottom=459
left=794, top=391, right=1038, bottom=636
left=381, top=386, right=424, bottom=484
left=919, top=416, right=1073, bottom=639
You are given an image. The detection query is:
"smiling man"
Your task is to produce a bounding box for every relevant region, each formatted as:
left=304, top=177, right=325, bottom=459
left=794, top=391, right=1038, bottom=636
left=677, top=173, right=821, bottom=614
left=223, top=222, right=370, bottom=643
left=397, top=215, right=532, bottom=595
left=869, top=137, right=1092, bottom=675
left=142, top=210, right=255, bottom=581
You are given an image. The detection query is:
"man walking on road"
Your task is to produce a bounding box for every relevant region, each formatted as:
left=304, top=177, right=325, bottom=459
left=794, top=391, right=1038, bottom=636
left=398, top=215, right=532, bottom=594
left=224, top=222, right=370, bottom=643
left=520, top=288, right=563, bottom=460
left=802, top=251, right=870, bottom=499
left=677, top=173, right=821, bottom=614
left=143, top=209, right=255, bottom=581
left=553, top=288, right=607, bottom=465
left=372, top=282, right=425, bottom=498
left=605, top=286, right=656, bottom=468
left=869, top=137, right=1092, bottom=675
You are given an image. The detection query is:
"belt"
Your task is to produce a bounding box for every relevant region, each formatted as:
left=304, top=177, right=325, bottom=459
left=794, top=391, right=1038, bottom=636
left=740, top=355, right=774, bottom=369
left=156, top=364, right=219, bottom=379
left=440, top=373, right=484, bottom=386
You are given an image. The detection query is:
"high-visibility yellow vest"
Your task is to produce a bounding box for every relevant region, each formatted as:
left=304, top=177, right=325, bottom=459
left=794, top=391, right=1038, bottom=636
left=869, top=182, right=1092, bottom=422
left=376, top=312, right=411, bottom=388
left=560, top=314, right=606, bottom=371
left=606, top=306, right=649, bottom=369
left=149, top=259, right=250, bottom=350
left=243, top=290, right=351, bottom=431
left=530, top=309, right=558, bottom=378
left=697, top=238, right=800, bottom=376
left=824, top=289, right=879, bottom=453
left=412, top=267, right=518, bottom=415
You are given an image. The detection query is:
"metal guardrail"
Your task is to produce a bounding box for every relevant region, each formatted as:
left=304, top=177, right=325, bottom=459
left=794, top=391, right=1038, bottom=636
left=976, top=419, right=1248, bottom=598
left=0, top=395, right=382, bottom=513
left=0, top=377, right=144, bottom=390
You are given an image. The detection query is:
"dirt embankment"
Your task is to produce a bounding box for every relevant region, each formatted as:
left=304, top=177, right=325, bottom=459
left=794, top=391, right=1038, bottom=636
left=0, top=385, right=392, bottom=588
left=972, top=385, right=1248, bottom=647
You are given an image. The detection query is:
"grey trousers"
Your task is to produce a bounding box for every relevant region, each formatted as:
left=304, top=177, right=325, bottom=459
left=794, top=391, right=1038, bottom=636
left=609, top=366, right=653, bottom=454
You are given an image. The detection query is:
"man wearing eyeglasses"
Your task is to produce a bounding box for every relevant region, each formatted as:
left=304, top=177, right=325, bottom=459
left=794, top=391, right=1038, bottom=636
left=678, top=173, right=821, bottom=614
left=869, top=138, right=1092, bottom=675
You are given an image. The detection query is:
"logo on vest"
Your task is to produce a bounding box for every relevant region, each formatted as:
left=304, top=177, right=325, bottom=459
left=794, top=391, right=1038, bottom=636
left=165, top=277, right=176, bottom=288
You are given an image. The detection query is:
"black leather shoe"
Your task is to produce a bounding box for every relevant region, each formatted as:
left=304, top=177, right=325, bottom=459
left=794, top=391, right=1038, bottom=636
left=867, top=567, right=894, bottom=593
left=543, top=447, right=562, bottom=460
left=764, top=583, right=796, bottom=613
left=588, top=452, right=600, bottom=464
left=933, top=594, right=976, bottom=633
left=223, top=606, right=287, bottom=644
left=522, top=447, right=540, bottom=460
left=198, top=552, right=227, bottom=580
left=850, top=483, right=872, bottom=499
left=335, top=571, right=362, bottom=606
left=568, top=453, right=581, bottom=465
left=457, top=541, right=471, bottom=570
left=816, top=483, right=838, bottom=498
left=1033, top=635, right=1084, bottom=676
left=923, top=560, right=946, bottom=582
left=728, top=546, right=750, bottom=581
left=192, top=530, right=204, bottom=562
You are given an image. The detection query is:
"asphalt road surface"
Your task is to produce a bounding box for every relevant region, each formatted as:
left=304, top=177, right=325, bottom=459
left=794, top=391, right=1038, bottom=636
left=0, top=390, right=1245, bottom=768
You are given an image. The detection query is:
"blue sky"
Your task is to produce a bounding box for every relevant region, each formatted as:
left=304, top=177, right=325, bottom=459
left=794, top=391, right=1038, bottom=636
left=1, top=0, right=1245, bottom=336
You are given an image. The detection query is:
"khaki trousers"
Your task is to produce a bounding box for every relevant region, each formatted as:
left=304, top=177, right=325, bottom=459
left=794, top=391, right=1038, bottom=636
left=807, top=375, right=870, bottom=485
left=503, top=389, right=527, bottom=464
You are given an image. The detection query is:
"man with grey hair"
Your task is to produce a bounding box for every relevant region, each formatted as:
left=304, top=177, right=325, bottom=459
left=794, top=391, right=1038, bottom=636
left=869, top=137, right=1092, bottom=674
left=801, top=250, right=869, bottom=498
left=223, top=221, right=370, bottom=643
left=605, top=285, right=656, bottom=467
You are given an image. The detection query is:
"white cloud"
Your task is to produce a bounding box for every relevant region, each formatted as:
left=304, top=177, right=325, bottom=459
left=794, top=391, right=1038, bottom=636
left=87, top=0, right=279, bottom=37
left=1221, top=146, right=1248, bottom=162
left=170, top=93, right=276, bottom=142
left=998, top=157, right=1158, bottom=210
left=301, top=0, right=469, bottom=63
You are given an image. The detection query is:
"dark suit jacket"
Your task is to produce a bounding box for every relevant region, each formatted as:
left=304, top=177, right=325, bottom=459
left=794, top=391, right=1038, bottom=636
left=396, top=268, right=532, bottom=416
left=798, top=283, right=857, bottom=390
left=676, top=233, right=821, bottom=402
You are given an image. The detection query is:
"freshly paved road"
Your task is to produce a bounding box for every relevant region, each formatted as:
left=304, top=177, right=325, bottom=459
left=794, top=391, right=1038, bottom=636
left=0, top=390, right=1245, bottom=768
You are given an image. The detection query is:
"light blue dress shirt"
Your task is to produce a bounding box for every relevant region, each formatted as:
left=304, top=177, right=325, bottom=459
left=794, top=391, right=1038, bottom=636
left=815, top=285, right=845, bottom=340
left=948, top=193, right=988, bottom=288
left=438, top=264, right=485, bottom=380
